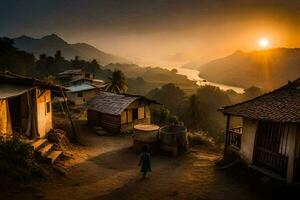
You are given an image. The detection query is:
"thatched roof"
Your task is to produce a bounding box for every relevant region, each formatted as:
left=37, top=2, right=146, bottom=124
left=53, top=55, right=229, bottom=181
left=0, top=71, right=64, bottom=91
left=220, top=78, right=300, bottom=123
left=87, top=91, right=158, bottom=115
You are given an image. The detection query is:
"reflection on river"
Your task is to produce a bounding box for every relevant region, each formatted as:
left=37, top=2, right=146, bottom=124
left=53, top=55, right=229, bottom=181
left=171, top=67, right=244, bottom=94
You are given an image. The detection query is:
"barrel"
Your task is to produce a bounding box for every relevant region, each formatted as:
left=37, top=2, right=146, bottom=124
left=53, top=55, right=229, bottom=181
left=159, top=125, right=188, bottom=156
left=133, top=124, right=160, bottom=154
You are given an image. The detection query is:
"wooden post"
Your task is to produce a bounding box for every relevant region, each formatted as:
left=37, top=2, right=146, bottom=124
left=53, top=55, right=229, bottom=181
left=225, top=115, right=230, bottom=148
left=61, top=88, right=78, bottom=143
left=287, top=124, right=297, bottom=184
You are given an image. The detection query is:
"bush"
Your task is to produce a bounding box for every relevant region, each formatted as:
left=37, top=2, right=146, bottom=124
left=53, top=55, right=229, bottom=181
left=188, top=131, right=215, bottom=147
left=0, top=135, right=42, bottom=180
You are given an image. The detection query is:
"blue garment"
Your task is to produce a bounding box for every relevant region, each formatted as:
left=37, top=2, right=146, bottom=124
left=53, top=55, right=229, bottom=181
left=140, top=152, right=151, bottom=173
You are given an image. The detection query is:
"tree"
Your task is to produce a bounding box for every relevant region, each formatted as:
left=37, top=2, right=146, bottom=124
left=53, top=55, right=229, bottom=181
left=171, top=68, right=178, bottom=73
left=104, top=70, right=128, bottom=93
left=182, top=94, right=202, bottom=130
left=54, top=50, right=62, bottom=61
left=147, top=83, right=186, bottom=115
left=0, top=37, right=35, bottom=75
left=243, top=86, right=263, bottom=100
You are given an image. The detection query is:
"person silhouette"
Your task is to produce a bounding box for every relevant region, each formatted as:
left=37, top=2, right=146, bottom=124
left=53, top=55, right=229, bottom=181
left=139, top=145, right=151, bottom=179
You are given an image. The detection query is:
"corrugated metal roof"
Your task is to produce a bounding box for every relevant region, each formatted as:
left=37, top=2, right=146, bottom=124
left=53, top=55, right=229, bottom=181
left=66, top=83, right=96, bottom=93
left=0, top=84, right=33, bottom=99
left=58, top=69, right=84, bottom=75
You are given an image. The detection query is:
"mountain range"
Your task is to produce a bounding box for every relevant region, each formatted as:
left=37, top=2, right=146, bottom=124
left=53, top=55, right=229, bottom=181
left=196, top=48, right=300, bottom=90
left=13, top=34, right=128, bottom=65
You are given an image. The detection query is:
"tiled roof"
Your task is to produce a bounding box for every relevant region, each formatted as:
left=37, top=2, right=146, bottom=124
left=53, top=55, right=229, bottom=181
left=220, top=78, right=300, bottom=123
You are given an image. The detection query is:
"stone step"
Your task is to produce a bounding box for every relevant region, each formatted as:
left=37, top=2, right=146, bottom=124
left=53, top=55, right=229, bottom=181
left=31, top=139, right=47, bottom=150
left=47, top=150, right=63, bottom=164
left=38, top=143, right=54, bottom=157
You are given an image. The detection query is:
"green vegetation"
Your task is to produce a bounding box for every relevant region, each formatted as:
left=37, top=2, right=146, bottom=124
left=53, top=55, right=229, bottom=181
left=0, top=37, right=35, bottom=75
left=0, top=37, right=112, bottom=81
left=0, top=37, right=196, bottom=97
left=104, top=70, right=128, bottom=93
left=0, top=36, right=265, bottom=144
left=106, top=63, right=198, bottom=95
left=148, top=83, right=263, bottom=143
left=0, top=136, right=42, bottom=180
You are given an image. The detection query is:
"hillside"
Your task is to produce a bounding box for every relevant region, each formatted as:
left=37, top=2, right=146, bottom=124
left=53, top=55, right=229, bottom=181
left=197, top=48, right=300, bottom=89
left=105, top=63, right=198, bottom=95
left=13, top=34, right=128, bottom=65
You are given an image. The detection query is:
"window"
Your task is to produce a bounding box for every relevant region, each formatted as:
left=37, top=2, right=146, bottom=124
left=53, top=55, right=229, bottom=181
left=78, top=91, right=83, bottom=97
left=132, top=108, right=138, bottom=120
left=46, top=102, right=51, bottom=113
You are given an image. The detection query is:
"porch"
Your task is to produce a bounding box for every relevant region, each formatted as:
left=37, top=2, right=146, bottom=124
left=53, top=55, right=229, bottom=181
left=224, top=115, right=300, bottom=184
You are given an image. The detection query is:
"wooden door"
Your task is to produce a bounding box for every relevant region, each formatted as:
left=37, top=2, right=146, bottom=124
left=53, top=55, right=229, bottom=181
left=254, top=121, right=289, bottom=177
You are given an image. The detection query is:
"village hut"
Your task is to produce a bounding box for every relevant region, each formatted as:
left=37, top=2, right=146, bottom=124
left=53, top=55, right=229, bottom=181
left=0, top=71, right=62, bottom=139
left=69, top=78, right=105, bottom=88
left=220, top=78, right=300, bottom=184
left=57, top=69, right=95, bottom=83
left=87, top=91, right=159, bottom=133
left=66, top=83, right=100, bottom=106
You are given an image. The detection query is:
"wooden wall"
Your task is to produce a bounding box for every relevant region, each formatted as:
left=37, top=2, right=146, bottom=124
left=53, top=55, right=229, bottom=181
left=99, top=113, right=120, bottom=133
left=87, top=99, right=153, bottom=134
left=36, top=89, right=52, bottom=138
left=87, top=109, right=100, bottom=126
left=0, top=99, right=12, bottom=135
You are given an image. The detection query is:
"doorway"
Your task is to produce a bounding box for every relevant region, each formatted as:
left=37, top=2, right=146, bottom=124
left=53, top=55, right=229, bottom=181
left=254, top=121, right=289, bottom=177
left=8, top=96, right=22, bottom=132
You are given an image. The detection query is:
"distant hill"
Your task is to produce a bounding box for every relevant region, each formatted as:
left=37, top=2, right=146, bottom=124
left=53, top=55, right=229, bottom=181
left=13, top=34, right=128, bottom=65
left=197, top=48, right=300, bottom=89
left=105, top=63, right=198, bottom=95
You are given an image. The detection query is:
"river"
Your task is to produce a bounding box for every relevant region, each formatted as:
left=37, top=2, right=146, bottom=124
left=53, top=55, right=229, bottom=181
left=166, top=67, right=244, bottom=94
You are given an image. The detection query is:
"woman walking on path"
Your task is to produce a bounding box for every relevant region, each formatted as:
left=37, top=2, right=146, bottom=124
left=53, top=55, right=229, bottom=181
left=139, top=145, right=151, bottom=179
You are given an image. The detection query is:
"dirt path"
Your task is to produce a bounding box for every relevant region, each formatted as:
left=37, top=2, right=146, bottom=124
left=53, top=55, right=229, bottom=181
left=5, top=122, right=260, bottom=200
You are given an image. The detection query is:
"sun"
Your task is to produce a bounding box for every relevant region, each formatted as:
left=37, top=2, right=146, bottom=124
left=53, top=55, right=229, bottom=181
left=258, top=38, right=269, bottom=48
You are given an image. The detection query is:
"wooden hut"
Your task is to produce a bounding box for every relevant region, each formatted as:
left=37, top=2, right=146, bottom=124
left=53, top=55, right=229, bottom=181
left=220, top=78, right=300, bottom=184
left=57, top=69, right=95, bottom=83
left=87, top=91, right=159, bottom=133
left=69, top=78, right=105, bottom=88
left=0, top=71, right=62, bottom=139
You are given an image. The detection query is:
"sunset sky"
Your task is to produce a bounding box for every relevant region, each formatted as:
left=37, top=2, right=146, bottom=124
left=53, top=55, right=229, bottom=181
left=1, top=0, right=300, bottom=66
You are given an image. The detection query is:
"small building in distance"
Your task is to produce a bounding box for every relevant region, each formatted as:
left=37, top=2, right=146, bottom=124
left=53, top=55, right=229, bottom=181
left=87, top=91, right=159, bottom=133
left=0, top=71, right=62, bottom=138
left=220, top=78, right=300, bottom=184
left=70, top=78, right=105, bottom=88
left=57, top=69, right=95, bottom=83
left=66, top=83, right=100, bottom=106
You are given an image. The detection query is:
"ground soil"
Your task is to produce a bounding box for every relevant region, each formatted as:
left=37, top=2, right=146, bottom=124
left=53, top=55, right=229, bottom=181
left=0, top=120, right=295, bottom=200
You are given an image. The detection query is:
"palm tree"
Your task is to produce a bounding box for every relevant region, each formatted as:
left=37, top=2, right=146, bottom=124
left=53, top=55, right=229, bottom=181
left=104, top=70, right=128, bottom=93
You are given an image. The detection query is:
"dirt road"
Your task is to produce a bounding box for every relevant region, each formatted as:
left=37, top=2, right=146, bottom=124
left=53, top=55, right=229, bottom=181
left=4, top=123, right=261, bottom=200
